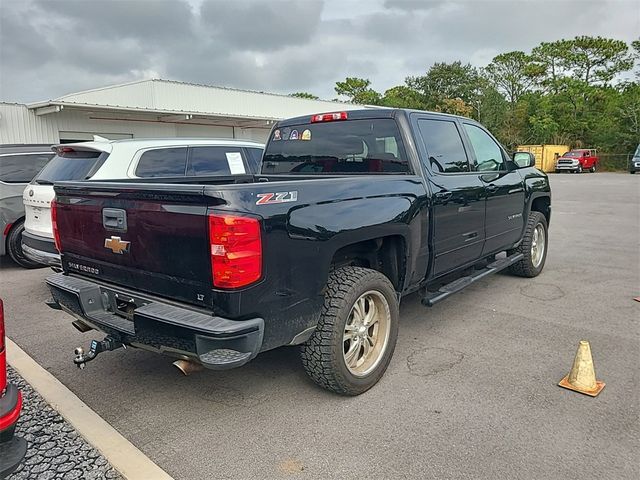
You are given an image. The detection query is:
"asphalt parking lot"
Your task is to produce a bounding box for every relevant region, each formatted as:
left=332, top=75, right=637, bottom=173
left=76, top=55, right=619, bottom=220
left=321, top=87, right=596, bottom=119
left=1, top=172, right=638, bottom=480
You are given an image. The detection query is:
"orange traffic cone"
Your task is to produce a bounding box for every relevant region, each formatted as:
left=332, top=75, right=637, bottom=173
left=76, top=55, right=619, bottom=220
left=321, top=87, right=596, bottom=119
left=559, top=340, right=605, bottom=397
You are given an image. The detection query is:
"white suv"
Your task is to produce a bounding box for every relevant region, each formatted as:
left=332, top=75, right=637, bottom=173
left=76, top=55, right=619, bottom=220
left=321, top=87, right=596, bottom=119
left=22, top=137, right=264, bottom=266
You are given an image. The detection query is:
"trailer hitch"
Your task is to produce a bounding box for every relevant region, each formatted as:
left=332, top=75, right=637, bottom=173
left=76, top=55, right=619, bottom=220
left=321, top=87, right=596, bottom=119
left=74, top=336, right=125, bottom=369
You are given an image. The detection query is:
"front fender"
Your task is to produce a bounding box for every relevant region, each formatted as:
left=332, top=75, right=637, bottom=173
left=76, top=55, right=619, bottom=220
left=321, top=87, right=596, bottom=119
left=523, top=170, right=551, bottom=224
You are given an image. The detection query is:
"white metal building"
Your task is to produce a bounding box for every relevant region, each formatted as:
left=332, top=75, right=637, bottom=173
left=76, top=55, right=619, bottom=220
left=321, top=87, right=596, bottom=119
left=0, top=79, right=364, bottom=145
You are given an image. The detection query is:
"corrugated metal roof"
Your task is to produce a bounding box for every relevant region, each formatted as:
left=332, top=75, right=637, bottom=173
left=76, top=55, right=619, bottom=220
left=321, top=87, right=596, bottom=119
left=27, top=79, right=367, bottom=120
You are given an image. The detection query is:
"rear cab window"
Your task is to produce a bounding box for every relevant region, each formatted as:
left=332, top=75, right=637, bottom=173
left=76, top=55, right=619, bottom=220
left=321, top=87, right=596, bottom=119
left=0, top=153, right=54, bottom=183
left=262, top=118, right=410, bottom=174
left=34, top=148, right=108, bottom=184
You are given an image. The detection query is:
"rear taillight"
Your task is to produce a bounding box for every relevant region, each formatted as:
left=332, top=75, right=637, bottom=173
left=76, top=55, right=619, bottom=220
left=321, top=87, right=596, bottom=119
left=310, top=111, right=348, bottom=123
left=208, top=214, right=262, bottom=289
left=0, top=299, right=5, bottom=351
left=51, top=199, right=62, bottom=252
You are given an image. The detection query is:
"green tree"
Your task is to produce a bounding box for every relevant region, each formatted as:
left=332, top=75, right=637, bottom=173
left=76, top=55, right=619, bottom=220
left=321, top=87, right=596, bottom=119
left=334, top=77, right=382, bottom=105
left=632, top=39, right=640, bottom=79
left=484, top=51, right=537, bottom=104
left=530, top=40, right=572, bottom=93
left=497, top=99, right=531, bottom=149
left=381, top=85, right=425, bottom=109
left=524, top=94, right=558, bottom=144
left=406, top=61, right=481, bottom=108
left=434, top=97, right=474, bottom=117
left=563, top=36, right=633, bottom=85
left=289, top=92, right=320, bottom=100
left=615, top=83, right=640, bottom=150
left=475, top=83, right=508, bottom=131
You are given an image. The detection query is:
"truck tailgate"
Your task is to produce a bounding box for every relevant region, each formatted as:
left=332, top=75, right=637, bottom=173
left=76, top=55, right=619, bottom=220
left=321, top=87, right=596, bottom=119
left=54, top=183, right=213, bottom=307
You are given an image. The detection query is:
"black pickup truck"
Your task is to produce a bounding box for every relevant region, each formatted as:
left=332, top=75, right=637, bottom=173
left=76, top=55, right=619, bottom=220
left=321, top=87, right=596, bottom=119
left=46, top=109, right=551, bottom=395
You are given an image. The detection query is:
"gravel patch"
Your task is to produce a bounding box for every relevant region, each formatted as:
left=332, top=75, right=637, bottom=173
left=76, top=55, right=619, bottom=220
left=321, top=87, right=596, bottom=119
left=6, top=366, right=121, bottom=480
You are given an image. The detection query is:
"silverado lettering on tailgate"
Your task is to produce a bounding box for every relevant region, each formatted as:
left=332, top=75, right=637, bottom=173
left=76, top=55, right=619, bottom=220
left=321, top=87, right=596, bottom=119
left=68, top=262, right=100, bottom=275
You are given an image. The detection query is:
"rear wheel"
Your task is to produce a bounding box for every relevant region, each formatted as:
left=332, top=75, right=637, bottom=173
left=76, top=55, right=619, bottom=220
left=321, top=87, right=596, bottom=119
left=508, top=211, right=548, bottom=278
left=7, top=221, right=43, bottom=269
left=300, top=266, right=399, bottom=395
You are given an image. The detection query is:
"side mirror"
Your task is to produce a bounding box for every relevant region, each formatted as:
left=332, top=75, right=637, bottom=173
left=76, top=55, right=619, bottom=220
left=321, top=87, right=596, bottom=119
left=513, top=152, right=535, bottom=168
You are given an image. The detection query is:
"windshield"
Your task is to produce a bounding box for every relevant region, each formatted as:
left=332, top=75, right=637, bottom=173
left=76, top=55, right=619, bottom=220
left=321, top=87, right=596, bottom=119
left=563, top=151, right=582, bottom=157
left=635, top=144, right=640, bottom=158
left=262, top=118, right=410, bottom=174
left=34, top=149, right=108, bottom=183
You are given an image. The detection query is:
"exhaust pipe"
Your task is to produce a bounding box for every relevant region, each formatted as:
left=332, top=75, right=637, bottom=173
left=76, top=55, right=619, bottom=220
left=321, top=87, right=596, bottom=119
left=172, top=359, right=204, bottom=376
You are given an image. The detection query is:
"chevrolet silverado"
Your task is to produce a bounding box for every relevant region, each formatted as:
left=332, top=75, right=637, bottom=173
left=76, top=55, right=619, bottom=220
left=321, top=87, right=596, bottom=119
left=46, top=109, right=551, bottom=395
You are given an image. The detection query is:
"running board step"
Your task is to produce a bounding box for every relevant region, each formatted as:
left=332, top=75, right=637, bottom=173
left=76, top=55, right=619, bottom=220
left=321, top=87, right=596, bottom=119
left=198, top=349, right=252, bottom=369
left=421, top=253, right=524, bottom=307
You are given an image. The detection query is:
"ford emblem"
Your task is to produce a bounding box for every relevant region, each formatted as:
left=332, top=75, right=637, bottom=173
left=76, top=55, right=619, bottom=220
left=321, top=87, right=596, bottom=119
left=29, top=189, right=34, bottom=197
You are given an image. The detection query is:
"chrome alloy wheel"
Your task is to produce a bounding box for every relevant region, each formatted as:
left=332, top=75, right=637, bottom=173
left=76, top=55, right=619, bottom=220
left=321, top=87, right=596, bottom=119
left=343, top=290, right=391, bottom=377
left=531, top=223, right=546, bottom=268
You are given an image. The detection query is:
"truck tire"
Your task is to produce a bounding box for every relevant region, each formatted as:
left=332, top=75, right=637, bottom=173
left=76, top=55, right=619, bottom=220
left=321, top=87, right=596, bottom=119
left=577, top=165, right=583, bottom=173
left=7, top=221, right=43, bottom=269
left=508, top=211, right=548, bottom=278
left=300, top=266, right=399, bottom=395
left=590, top=164, right=596, bottom=173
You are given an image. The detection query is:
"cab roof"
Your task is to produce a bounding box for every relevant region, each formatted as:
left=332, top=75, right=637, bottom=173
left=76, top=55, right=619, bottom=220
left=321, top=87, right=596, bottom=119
left=275, top=108, right=469, bottom=128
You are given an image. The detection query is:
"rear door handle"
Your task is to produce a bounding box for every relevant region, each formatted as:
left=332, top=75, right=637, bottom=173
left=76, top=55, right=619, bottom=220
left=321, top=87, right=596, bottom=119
left=485, top=184, right=498, bottom=193
left=435, top=191, right=452, bottom=200
left=463, top=231, right=478, bottom=241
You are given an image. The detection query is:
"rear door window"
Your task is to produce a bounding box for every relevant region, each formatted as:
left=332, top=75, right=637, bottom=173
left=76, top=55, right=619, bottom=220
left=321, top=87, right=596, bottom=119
left=187, top=147, right=247, bottom=176
left=34, top=150, right=107, bottom=183
left=0, top=153, right=54, bottom=183
left=135, top=148, right=188, bottom=177
left=417, top=119, right=470, bottom=173
left=262, top=119, right=410, bottom=174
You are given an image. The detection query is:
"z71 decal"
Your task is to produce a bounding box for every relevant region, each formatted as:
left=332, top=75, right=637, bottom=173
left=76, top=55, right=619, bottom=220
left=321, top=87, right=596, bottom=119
left=256, top=191, right=298, bottom=205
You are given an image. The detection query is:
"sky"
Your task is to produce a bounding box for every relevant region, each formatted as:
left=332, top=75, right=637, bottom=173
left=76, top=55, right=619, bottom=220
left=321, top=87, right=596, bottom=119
left=0, top=0, right=638, bottom=103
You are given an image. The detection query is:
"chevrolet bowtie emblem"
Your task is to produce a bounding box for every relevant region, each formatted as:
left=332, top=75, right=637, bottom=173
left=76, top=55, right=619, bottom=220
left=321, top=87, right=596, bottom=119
left=104, top=236, right=130, bottom=254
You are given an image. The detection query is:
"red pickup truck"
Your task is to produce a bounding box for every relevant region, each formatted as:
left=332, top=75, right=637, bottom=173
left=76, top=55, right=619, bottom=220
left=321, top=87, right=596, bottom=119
left=555, top=149, right=598, bottom=173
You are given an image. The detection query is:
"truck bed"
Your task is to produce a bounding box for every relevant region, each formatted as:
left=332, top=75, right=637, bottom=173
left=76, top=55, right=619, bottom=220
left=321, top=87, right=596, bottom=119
left=53, top=173, right=427, bottom=350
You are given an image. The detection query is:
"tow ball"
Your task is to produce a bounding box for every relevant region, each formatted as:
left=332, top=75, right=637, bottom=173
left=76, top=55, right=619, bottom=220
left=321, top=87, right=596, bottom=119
left=74, top=336, right=125, bottom=369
